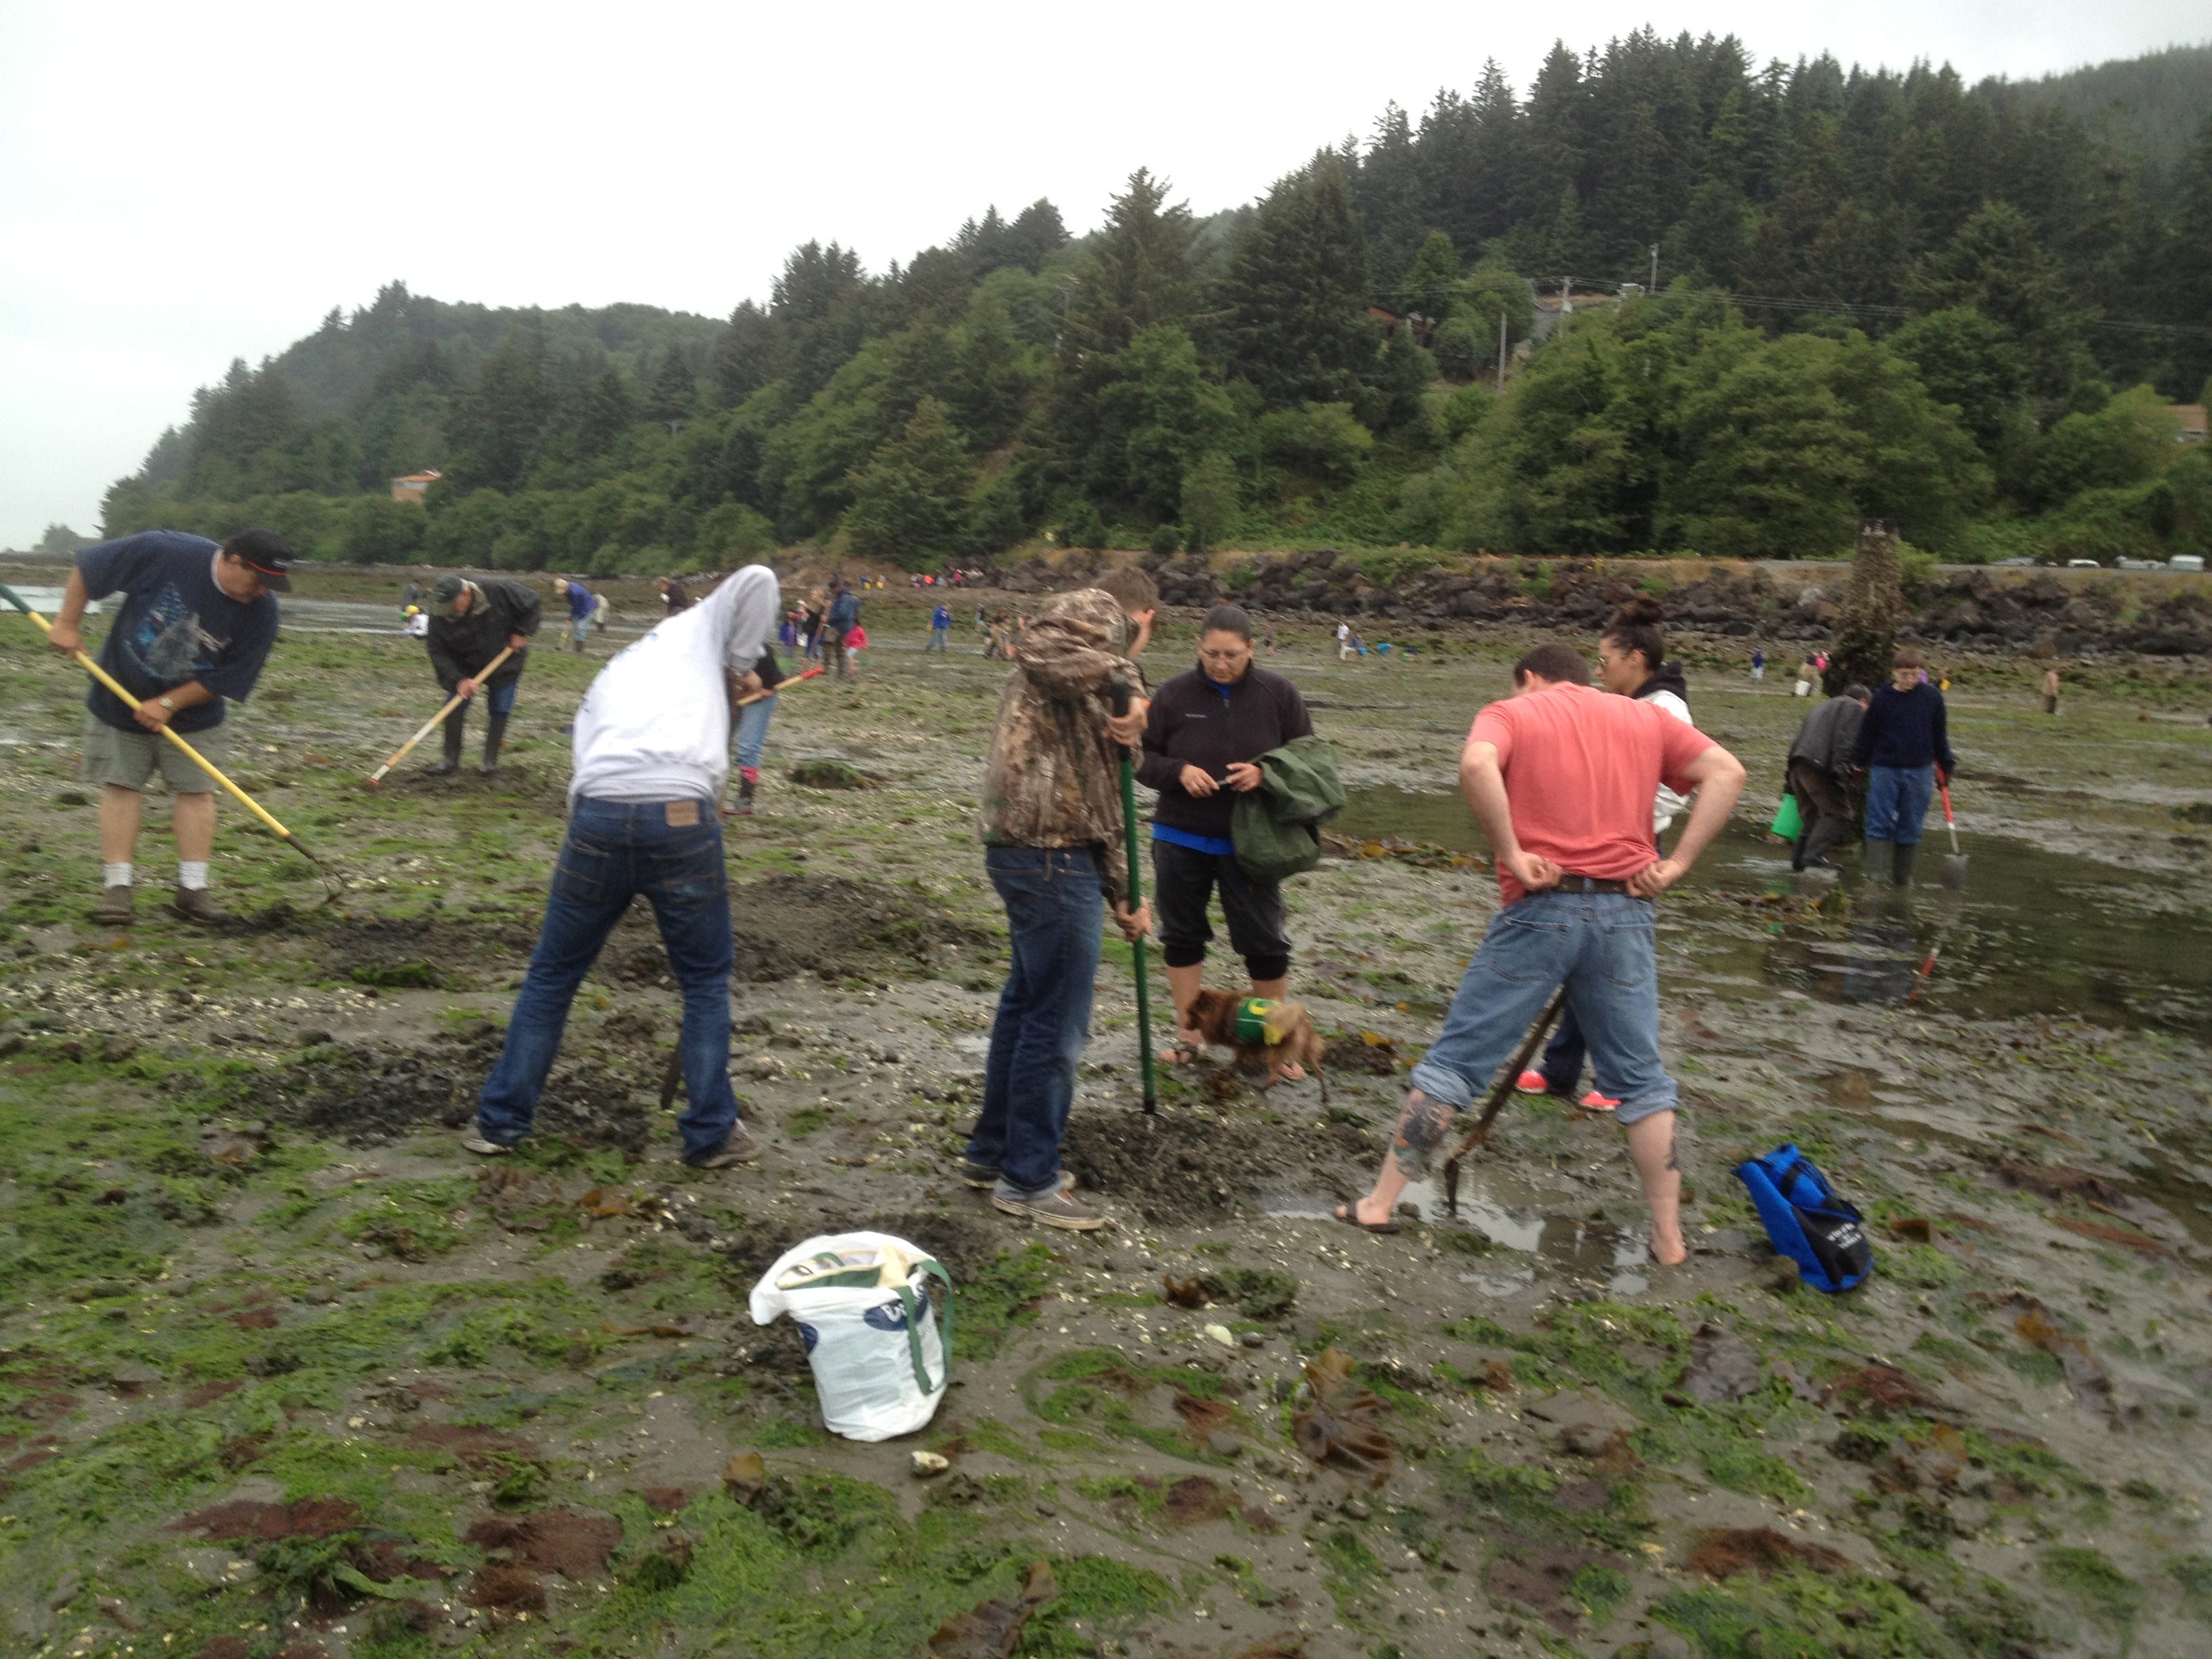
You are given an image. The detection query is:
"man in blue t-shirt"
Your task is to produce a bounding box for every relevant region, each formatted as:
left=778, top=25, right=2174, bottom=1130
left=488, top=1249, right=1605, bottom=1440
left=554, top=577, right=595, bottom=653
left=928, top=601, right=951, bottom=653
left=47, top=529, right=290, bottom=925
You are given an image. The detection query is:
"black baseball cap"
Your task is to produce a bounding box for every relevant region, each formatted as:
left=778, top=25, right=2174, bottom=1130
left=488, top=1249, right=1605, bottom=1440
left=223, top=529, right=295, bottom=592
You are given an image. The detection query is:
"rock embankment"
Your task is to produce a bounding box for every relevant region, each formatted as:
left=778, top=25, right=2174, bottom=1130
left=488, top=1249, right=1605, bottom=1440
left=985, top=548, right=2212, bottom=657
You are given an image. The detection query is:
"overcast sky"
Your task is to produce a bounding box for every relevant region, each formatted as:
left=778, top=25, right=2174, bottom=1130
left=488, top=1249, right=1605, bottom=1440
left=1, top=1, right=2200, bottom=550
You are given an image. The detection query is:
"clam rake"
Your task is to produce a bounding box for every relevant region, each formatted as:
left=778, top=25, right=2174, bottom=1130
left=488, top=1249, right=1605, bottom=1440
left=0, top=582, right=344, bottom=905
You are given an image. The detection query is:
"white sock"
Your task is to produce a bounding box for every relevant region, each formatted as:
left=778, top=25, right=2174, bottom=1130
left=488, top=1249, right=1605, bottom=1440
left=178, top=861, right=210, bottom=891
left=103, top=862, right=132, bottom=888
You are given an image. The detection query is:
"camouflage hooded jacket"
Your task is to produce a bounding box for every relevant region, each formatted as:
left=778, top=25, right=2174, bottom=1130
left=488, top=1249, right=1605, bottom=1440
left=977, top=588, right=1145, bottom=902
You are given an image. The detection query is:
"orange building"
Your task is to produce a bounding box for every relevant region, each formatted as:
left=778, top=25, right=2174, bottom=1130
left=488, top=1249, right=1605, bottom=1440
left=390, top=469, right=441, bottom=503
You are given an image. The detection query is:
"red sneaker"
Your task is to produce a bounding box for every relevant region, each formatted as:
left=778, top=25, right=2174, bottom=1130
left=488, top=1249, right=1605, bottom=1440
left=1515, top=1069, right=1550, bottom=1093
left=1578, top=1091, right=1620, bottom=1112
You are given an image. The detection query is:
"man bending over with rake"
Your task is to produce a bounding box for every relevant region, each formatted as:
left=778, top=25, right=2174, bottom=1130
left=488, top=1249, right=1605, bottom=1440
left=1334, top=643, right=1744, bottom=1265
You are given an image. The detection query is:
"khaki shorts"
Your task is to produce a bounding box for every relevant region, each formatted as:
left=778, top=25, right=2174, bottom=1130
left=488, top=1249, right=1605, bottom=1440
left=79, top=712, right=227, bottom=794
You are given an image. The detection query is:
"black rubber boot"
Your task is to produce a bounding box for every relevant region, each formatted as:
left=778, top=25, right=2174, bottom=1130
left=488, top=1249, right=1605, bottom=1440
left=1891, top=842, right=1919, bottom=887
left=480, top=714, right=508, bottom=775
left=736, top=775, right=756, bottom=815
left=427, top=710, right=464, bottom=775
left=1801, top=811, right=1852, bottom=869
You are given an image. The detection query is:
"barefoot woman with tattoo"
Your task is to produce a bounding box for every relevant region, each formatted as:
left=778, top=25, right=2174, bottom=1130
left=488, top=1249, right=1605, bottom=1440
left=1334, top=643, right=1745, bottom=1264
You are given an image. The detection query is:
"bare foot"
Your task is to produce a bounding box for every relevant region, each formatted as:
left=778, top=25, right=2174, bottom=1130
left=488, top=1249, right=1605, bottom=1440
left=1277, top=1061, right=1308, bottom=1082
left=1162, top=1031, right=1206, bottom=1066
left=1648, top=1230, right=1687, bottom=1266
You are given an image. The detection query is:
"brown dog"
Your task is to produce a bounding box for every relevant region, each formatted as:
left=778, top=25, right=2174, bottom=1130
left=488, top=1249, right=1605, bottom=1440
left=1183, top=989, right=1328, bottom=1103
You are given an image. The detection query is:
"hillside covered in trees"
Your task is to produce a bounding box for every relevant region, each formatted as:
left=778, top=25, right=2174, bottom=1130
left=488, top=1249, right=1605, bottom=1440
left=99, top=33, right=2212, bottom=573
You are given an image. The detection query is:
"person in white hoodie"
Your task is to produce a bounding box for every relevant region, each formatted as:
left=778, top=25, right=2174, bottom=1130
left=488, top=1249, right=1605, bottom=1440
left=465, top=566, right=781, bottom=1168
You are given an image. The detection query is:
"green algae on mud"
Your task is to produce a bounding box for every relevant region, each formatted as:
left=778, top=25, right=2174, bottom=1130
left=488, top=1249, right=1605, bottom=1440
left=3, top=592, right=2211, bottom=1657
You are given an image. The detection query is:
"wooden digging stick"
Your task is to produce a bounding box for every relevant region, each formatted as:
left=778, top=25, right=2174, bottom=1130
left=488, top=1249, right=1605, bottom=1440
left=1440, top=986, right=1570, bottom=1211
left=365, top=645, right=516, bottom=787
left=733, top=664, right=825, bottom=708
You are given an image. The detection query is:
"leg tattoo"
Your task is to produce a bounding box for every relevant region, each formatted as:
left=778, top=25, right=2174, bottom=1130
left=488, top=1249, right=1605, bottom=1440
left=1664, top=1128, right=1680, bottom=1172
left=1390, top=1090, right=1454, bottom=1180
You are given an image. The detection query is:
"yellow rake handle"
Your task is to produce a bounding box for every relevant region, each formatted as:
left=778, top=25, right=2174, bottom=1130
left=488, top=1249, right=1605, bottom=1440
left=367, top=644, right=516, bottom=783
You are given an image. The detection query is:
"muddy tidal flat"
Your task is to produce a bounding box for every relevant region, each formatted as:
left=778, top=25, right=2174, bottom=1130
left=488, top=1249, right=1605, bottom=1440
left=3, top=580, right=2211, bottom=1659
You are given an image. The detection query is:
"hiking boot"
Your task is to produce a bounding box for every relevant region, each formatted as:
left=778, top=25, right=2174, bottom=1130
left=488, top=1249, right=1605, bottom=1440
left=171, top=886, right=230, bottom=925
left=459, top=1128, right=512, bottom=1155
left=94, top=884, right=134, bottom=925
left=687, top=1126, right=762, bottom=1168
left=962, top=1161, right=1075, bottom=1192
left=991, top=1187, right=1108, bottom=1232
left=424, top=758, right=459, bottom=776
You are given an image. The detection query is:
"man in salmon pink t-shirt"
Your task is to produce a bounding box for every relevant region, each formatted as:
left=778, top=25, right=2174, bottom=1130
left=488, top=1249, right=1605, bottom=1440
left=1335, top=642, right=1746, bottom=1265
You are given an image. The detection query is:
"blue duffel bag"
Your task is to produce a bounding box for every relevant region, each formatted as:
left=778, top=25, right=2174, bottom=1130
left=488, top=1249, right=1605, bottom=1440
left=1734, top=1143, right=1873, bottom=1293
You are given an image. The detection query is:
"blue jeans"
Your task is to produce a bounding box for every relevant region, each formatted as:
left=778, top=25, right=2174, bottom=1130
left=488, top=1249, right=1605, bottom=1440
left=477, top=797, right=741, bottom=1162
left=928, top=626, right=949, bottom=652
left=455, top=677, right=519, bottom=717
left=733, top=694, right=776, bottom=774
left=1864, top=764, right=1935, bottom=845
left=966, top=846, right=1104, bottom=1197
left=1410, top=891, right=1677, bottom=1127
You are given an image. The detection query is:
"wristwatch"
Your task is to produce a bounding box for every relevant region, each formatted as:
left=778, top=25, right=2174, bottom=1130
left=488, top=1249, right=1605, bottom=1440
left=158, top=695, right=176, bottom=711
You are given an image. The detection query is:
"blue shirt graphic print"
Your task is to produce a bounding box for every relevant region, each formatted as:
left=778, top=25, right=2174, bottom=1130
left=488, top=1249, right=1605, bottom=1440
left=76, top=531, right=280, bottom=735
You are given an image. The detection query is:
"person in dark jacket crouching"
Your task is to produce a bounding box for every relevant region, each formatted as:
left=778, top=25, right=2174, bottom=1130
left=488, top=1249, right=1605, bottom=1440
left=425, top=575, right=541, bottom=775
left=1137, top=603, right=1315, bottom=1069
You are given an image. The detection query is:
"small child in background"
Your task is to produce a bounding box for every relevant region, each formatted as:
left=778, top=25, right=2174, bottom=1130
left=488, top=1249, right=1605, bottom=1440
left=844, top=622, right=868, bottom=676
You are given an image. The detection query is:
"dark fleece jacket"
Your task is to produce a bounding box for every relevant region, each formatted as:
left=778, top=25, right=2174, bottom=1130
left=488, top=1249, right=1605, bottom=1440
left=1138, top=663, right=1314, bottom=839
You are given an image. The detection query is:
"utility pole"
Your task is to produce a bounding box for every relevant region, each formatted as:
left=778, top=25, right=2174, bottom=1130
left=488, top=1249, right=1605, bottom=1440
left=1559, top=276, right=1574, bottom=315
left=1650, top=243, right=1659, bottom=291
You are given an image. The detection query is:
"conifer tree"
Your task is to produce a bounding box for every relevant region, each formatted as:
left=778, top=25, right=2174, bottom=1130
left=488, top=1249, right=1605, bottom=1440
left=1219, top=156, right=1374, bottom=409
left=642, top=345, right=697, bottom=426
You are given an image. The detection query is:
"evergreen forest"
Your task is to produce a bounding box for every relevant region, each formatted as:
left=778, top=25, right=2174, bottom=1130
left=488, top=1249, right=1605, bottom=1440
left=93, top=33, right=2212, bottom=573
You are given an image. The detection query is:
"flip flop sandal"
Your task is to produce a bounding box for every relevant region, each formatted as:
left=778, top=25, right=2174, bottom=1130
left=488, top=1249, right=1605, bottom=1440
left=1334, top=1203, right=1401, bottom=1235
left=1160, top=1044, right=1203, bottom=1067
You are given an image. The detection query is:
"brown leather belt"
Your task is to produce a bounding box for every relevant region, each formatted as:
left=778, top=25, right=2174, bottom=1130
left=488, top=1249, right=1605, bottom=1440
left=1555, top=872, right=1633, bottom=895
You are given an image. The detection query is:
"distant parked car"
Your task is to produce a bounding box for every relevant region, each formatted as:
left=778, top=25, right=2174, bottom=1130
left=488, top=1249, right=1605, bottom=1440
left=2066, top=558, right=2102, bottom=569
left=1994, top=556, right=2036, bottom=567
left=2172, top=554, right=2205, bottom=573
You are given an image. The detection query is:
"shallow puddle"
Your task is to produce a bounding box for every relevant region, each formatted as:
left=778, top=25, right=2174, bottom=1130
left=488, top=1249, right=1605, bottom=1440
left=1334, top=785, right=2212, bottom=1034
left=1261, top=1169, right=1652, bottom=1295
